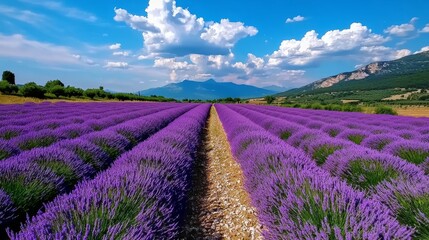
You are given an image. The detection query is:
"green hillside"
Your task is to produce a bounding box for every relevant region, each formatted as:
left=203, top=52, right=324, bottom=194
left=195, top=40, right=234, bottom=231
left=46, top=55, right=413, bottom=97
left=278, top=51, right=429, bottom=97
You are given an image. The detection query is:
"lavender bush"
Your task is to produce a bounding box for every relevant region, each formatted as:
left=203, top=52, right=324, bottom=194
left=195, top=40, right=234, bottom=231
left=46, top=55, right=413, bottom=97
left=324, top=147, right=425, bottom=192
left=10, top=104, right=210, bottom=239
left=374, top=178, right=429, bottom=239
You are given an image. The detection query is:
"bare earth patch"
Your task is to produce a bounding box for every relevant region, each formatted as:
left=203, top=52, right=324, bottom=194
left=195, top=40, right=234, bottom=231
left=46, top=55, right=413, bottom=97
left=182, top=106, right=262, bottom=239
left=382, top=90, right=420, bottom=101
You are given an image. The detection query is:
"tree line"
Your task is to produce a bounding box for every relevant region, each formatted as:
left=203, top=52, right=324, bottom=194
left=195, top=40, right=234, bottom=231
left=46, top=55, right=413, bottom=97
left=0, top=70, right=175, bottom=102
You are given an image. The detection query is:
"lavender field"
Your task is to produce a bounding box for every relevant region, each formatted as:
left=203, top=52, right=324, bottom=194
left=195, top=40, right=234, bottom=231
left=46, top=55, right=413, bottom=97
left=0, top=102, right=429, bottom=239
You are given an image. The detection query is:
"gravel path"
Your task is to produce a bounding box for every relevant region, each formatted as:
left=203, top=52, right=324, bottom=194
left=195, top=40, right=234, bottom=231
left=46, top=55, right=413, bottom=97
left=182, top=106, right=262, bottom=239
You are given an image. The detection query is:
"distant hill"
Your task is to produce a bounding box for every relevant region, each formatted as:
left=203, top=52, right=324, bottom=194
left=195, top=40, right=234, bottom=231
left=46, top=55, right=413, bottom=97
left=138, top=79, right=276, bottom=100
left=277, top=50, right=429, bottom=96
left=262, top=85, right=291, bottom=93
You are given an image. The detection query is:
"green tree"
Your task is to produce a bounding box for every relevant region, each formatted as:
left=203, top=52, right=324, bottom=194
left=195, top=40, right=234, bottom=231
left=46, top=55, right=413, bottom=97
left=45, top=80, right=64, bottom=89
left=84, top=89, right=98, bottom=99
left=64, top=86, right=84, bottom=97
left=374, top=105, right=398, bottom=115
left=96, top=89, right=107, bottom=98
left=19, top=82, right=46, bottom=98
left=49, top=85, right=66, bottom=97
left=2, top=71, right=15, bottom=85
left=264, top=95, right=276, bottom=104
left=0, top=80, right=18, bottom=94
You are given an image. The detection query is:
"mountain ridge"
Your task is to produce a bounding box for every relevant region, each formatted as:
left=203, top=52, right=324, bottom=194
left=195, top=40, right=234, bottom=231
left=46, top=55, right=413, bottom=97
left=138, top=79, right=276, bottom=100
left=277, top=50, right=429, bottom=96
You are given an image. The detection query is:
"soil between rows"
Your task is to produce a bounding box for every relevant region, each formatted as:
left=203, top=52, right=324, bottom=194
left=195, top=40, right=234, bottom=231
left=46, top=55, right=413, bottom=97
left=182, top=106, right=262, bottom=239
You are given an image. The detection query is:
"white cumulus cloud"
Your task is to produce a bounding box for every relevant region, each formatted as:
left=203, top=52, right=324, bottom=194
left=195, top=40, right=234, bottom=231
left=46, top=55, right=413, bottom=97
left=114, top=0, right=257, bottom=57
left=421, top=24, right=429, bottom=33
left=109, top=43, right=121, bottom=50
left=415, top=46, right=429, bottom=53
left=113, top=51, right=130, bottom=56
left=286, top=15, right=305, bottom=23
left=200, top=19, right=257, bottom=47
left=384, top=17, right=417, bottom=36
left=268, top=23, right=388, bottom=67
left=358, top=46, right=410, bottom=63
left=104, top=61, right=129, bottom=69
left=0, top=34, right=83, bottom=65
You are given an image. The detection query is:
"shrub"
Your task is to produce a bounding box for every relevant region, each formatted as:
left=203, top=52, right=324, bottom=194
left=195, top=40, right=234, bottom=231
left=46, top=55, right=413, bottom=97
left=49, top=85, right=65, bottom=97
left=374, top=179, right=429, bottom=239
left=84, top=89, right=98, bottom=99
left=45, top=80, right=64, bottom=89
left=264, top=95, right=276, bottom=104
left=0, top=81, right=18, bottom=94
left=19, top=82, right=46, bottom=98
left=310, top=103, right=323, bottom=110
left=374, top=105, right=397, bottom=115
left=324, top=147, right=424, bottom=192
left=64, top=86, right=84, bottom=97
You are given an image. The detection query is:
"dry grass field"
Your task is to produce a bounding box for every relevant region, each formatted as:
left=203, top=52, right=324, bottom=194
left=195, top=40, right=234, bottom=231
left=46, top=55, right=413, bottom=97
left=0, top=94, right=124, bottom=104
left=394, top=106, right=429, bottom=117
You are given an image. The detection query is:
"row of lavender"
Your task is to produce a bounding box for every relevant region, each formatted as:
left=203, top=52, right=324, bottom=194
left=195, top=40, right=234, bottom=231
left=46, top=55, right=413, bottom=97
left=237, top=104, right=429, bottom=174
left=0, top=102, right=161, bottom=128
left=9, top=104, right=210, bottom=239
left=0, top=103, right=179, bottom=160
left=229, top=104, right=429, bottom=238
left=0, top=102, right=197, bottom=235
left=217, top=104, right=429, bottom=239
left=258, top=104, right=429, bottom=145
left=230, top=106, right=429, bottom=238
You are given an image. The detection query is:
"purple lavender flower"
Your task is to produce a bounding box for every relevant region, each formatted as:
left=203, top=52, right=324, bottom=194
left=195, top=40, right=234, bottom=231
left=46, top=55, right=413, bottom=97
left=395, top=129, right=422, bottom=140
left=0, top=140, right=19, bottom=161
left=374, top=178, right=429, bottom=239
left=215, top=104, right=413, bottom=239
left=0, top=160, right=64, bottom=225
left=384, top=140, right=429, bottom=167
left=320, top=124, right=346, bottom=137
left=85, top=119, right=114, bottom=131
left=11, top=130, right=61, bottom=151
left=337, top=129, right=370, bottom=145
left=53, top=124, right=93, bottom=139
left=0, top=190, right=16, bottom=228
left=368, top=126, right=392, bottom=134
left=304, top=120, right=325, bottom=130
left=361, top=134, right=401, bottom=151
left=422, top=157, right=429, bottom=174
left=259, top=167, right=412, bottom=239
left=54, top=139, right=111, bottom=170
left=26, top=119, right=68, bottom=131
left=269, top=121, right=301, bottom=140
left=231, top=130, right=278, bottom=156
left=419, top=127, right=429, bottom=135
left=0, top=126, right=28, bottom=140
left=10, top=104, right=210, bottom=239
left=304, top=137, right=352, bottom=165
left=17, top=147, right=95, bottom=188
left=286, top=129, right=326, bottom=148
left=83, top=130, right=131, bottom=159
left=420, top=134, right=429, bottom=143
left=323, top=146, right=425, bottom=192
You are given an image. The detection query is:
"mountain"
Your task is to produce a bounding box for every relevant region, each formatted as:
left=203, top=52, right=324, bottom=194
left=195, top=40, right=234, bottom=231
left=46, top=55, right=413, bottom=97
left=262, top=85, right=291, bottom=93
left=277, top=50, right=429, bottom=96
left=138, top=79, right=276, bottom=100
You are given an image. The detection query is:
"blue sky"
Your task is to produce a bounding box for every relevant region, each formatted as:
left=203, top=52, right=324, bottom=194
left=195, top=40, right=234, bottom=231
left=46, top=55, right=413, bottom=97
left=1, top=0, right=428, bottom=92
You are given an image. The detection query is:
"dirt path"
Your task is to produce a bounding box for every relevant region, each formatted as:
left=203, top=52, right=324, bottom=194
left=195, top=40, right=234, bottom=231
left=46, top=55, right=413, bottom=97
left=182, top=106, right=262, bottom=239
